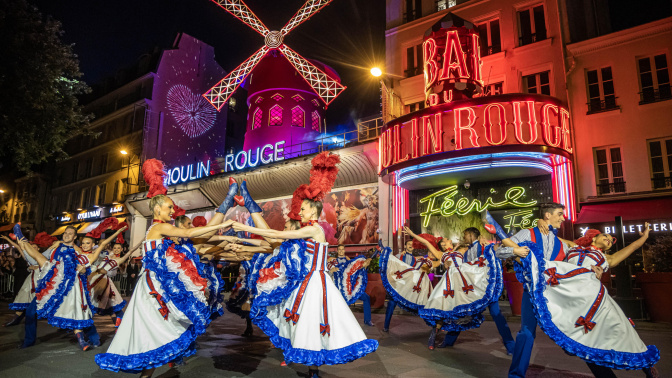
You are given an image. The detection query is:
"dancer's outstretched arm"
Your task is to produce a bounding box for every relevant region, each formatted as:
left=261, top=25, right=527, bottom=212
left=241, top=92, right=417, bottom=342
left=607, top=223, right=651, bottom=267
left=89, top=227, right=127, bottom=263
left=114, top=241, right=143, bottom=265
left=1, top=236, right=25, bottom=261
left=403, top=226, right=443, bottom=260
left=233, top=222, right=320, bottom=241
left=151, top=220, right=234, bottom=239
left=12, top=238, right=48, bottom=268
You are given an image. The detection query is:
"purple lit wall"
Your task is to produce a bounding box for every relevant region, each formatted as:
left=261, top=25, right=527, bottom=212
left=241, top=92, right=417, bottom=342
left=145, top=34, right=228, bottom=169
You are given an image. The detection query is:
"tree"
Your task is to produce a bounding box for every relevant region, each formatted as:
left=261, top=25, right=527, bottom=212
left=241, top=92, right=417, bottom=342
left=0, top=0, right=90, bottom=172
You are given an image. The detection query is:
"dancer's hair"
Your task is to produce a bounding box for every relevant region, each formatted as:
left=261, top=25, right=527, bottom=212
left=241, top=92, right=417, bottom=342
left=65, top=225, right=77, bottom=233
left=574, top=229, right=601, bottom=247
left=304, top=198, right=323, bottom=218
left=149, top=195, right=167, bottom=215
left=286, top=219, right=301, bottom=230
left=539, top=202, right=565, bottom=219
left=174, top=215, right=190, bottom=228
left=464, top=227, right=480, bottom=239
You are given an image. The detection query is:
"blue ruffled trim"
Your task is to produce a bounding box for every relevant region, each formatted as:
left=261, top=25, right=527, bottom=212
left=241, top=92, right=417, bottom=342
left=418, top=245, right=501, bottom=330
left=202, top=262, right=225, bottom=317
left=333, top=257, right=368, bottom=305
left=142, top=239, right=210, bottom=336
left=519, top=241, right=660, bottom=370
left=9, top=302, right=30, bottom=311
left=95, top=326, right=198, bottom=373
left=47, top=315, right=94, bottom=330
left=35, top=248, right=77, bottom=320
left=246, top=253, right=271, bottom=298
left=94, top=300, right=127, bottom=316
left=251, top=240, right=309, bottom=310
left=379, top=247, right=421, bottom=313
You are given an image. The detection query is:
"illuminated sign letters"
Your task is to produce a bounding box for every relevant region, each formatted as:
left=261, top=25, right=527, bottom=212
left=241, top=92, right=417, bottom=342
left=60, top=215, right=71, bottom=222
left=166, top=161, right=211, bottom=186
left=224, top=141, right=285, bottom=173
left=78, top=209, right=102, bottom=221
left=579, top=222, right=672, bottom=236
left=503, top=209, right=538, bottom=233
left=419, top=185, right=538, bottom=227
left=110, top=205, right=124, bottom=214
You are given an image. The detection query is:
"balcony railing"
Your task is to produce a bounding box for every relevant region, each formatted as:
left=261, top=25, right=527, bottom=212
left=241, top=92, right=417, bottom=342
left=519, top=32, right=546, bottom=46
left=587, top=97, right=619, bottom=114
left=404, top=67, right=423, bottom=78
left=639, top=85, right=672, bottom=104
left=652, top=176, right=672, bottom=190
left=596, top=181, right=626, bottom=195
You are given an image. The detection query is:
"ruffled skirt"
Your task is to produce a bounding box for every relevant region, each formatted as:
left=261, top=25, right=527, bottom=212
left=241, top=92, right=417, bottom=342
left=380, top=247, right=431, bottom=312
left=9, top=270, right=37, bottom=311
left=35, top=260, right=94, bottom=329
left=333, top=257, right=368, bottom=305
left=88, top=273, right=126, bottom=316
left=517, top=241, right=659, bottom=370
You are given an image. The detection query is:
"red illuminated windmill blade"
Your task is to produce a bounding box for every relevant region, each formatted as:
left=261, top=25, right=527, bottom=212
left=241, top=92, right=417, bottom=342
left=204, top=0, right=346, bottom=111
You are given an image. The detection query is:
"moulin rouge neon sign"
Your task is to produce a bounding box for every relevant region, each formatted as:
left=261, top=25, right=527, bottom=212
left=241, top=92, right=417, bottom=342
left=379, top=16, right=572, bottom=173
left=420, top=185, right=538, bottom=227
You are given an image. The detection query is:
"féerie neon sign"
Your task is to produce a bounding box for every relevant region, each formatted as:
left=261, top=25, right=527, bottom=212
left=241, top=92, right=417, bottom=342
left=419, top=185, right=537, bottom=226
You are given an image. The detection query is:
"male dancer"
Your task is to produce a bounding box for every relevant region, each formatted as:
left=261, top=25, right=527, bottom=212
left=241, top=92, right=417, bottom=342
left=383, top=239, right=417, bottom=332
left=440, top=227, right=514, bottom=353
left=498, top=203, right=575, bottom=377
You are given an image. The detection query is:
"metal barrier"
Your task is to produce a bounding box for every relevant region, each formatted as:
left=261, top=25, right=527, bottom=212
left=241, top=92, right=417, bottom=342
left=112, top=274, right=130, bottom=296
left=0, top=273, right=15, bottom=296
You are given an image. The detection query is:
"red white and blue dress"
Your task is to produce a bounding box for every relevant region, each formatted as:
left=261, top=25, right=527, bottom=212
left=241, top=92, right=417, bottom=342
left=34, top=245, right=95, bottom=329
left=379, top=246, right=432, bottom=312
left=88, top=256, right=126, bottom=315
left=9, top=260, right=40, bottom=311
left=332, top=256, right=368, bottom=305
left=418, top=247, right=501, bottom=331
left=250, top=224, right=378, bottom=366
left=518, top=243, right=659, bottom=369
left=96, top=222, right=211, bottom=373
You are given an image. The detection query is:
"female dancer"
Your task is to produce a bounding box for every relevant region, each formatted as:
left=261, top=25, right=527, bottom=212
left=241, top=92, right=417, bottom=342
left=16, top=224, right=125, bottom=350
left=1, top=233, right=45, bottom=327
left=95, top=160, right=234, bottom=377
left=518, top=224, right=659, bottom=376
left=233, top=152, right=378, bottom=378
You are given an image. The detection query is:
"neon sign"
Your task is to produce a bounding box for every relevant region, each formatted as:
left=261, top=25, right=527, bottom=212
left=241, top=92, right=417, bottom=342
left=166, top=161, right=211, bottom=186
left=110, top=205, right=124, bottom=214
left=503, top=209, right=538, bottom=233
left=224, top=141, right=286, bottom=172
left=419, top=185, right=538, bottom=226
left=60, top=215, right=71, bottom=222
left=579, top=222, right=672, bottom=236
left=78, top=209, right=102, bottom=221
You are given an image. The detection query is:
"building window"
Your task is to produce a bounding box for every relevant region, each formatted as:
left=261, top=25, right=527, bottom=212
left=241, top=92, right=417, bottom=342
left=405, top=44, right=423, bottom=78
left=291, top=94, right=304, bottom=103
left=269, top=105, right=283, bottom=126
left=404, top=0, right=422, bottom=22
left=638, top=54, right=671, bottom=104
left=291, top=106, right=305, bottom=127
left=255, top=96, right=264, bottom=104
left=311, top=111, right=320, bottom=131
left=66, top=192, right=73, bottom=211
left=586, top=67, right=618, bottom=114
left=477, top=19, right=501, bottom=56
left=436, top=0, right=457, bottom=11
left=100, top=153, right=108, bottom=175
left=484, top=81, right=504, bottom=96
left=252, top=108, right=263, bottom=130
left=96, top=183, right=107, bottom=205
left=649, top=138, right=672, bottom=189
left=271, top=93, right=283, bottom=101
left=523, top=71, right=551, bottom=96
left=594, top=147, right=625, bottom=195
left=518, top=4, right=546, bottom=46
left=113, top=179, right=126, bottom=202
left=84, top=157, right=93, bottom=179
left=80, top=187, right=89, bottom=209
left=72, top=161, right=79, bottom=183
left=407, top=100, right=425, bottom=114
left=311, top=99, right=320, bottom=107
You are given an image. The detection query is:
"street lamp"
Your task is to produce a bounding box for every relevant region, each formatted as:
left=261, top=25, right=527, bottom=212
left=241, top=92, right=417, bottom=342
left=370, top=67, right=382, bottom=77
left=120, top=150, right=128, bottom=155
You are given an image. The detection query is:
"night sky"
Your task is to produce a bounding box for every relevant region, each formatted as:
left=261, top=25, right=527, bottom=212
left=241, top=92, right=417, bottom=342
left=32, top=0, right=386, bottom=133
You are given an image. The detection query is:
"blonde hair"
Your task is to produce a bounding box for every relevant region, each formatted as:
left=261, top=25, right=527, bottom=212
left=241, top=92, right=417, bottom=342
left=149, top=195, right=167, bottom=216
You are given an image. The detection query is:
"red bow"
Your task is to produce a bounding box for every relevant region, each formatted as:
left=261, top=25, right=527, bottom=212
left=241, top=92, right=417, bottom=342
left=575, top=316, right=596, bottom=333
left=283, top=309, right=299, bottom=324
left=545, top=267, right=560, bottom=286
left=462, top=284, right=474, bottom=294
left=443, top=289, right=455, bottom=298
left=320, top=323, right=331, bottom=336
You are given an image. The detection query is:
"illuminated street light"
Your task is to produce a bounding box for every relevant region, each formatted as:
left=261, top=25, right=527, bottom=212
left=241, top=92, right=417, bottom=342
left=0, top=189, right=4, bottom=193
left=120, top=150, right=128, bottom=155
left=370, top=67, right=382, bottom=77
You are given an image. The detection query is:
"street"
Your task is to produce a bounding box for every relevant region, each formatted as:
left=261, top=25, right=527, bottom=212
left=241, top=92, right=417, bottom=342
left=0, top=301, right=668, bottom=377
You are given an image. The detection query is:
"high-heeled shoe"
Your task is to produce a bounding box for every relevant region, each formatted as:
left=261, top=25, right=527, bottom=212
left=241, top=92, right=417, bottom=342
left=239, top=180, right=261, bottom=213
left=428, top=327, right=437, bottom=350
left=3, top=313, right=25, bottom=327
left=12, top=223, right=26, bottom=241
left=76, top=332, right=91, bottom=351
left=216, top=178, right=239, bottom=214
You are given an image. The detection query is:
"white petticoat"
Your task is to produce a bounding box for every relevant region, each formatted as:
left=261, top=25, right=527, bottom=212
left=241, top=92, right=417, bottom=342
left=380, top=248, right=431, bottom=312
left=9, top=269, right=37, bottom=311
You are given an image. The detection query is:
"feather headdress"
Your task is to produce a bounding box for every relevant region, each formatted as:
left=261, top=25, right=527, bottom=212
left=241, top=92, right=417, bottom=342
left=86, top=217, right=119, bottom=239
left=288, top=152, right=340, bottom=220
left=574, top=229, right=601, bottom=247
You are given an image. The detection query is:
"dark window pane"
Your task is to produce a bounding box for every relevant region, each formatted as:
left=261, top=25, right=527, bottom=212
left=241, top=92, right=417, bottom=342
left=604, top=95, right=616, bottom=108
left=666, top=139, right=672, bottom=154
left=596, top=149, right=607, bottom=164
left=519, top=10, right=532, bottom=38
left=416, top=45, right=423, bottom=73
left=612, top=162, right=623, bottom=178
left=610, top=148, right=622, bottom=162
left=588, top=83, right=601, bottom=99
left=406, top=47, right=414, bottom=70
left=533, top=6, right=547, bottom=40
left=598, top=165, right=609, bottom=179
left=639, top=58, right=651, bottom=73
left=657, top=69, right=670, bottom=85
left=652, top=157, right=664, bottom=173
left=478, top=24, right=488, bottom=55
left=641, top=72, right=654, bottom=88
left=603, top=81, right=614, bottom=96
left=654, top=54, right=668, bottom=69
left=540, top=71, right=550, bottom=85
left=587, top=70, right=599, bottom=85
left=540, top=84, right=551, bottom=96
left=526, top=75, right=536, bottom=89
left=491, top=20, right=501, bottom=48
left=601, top=67, right=612, bottom=81
left=650, top=141, right=662, bottom=157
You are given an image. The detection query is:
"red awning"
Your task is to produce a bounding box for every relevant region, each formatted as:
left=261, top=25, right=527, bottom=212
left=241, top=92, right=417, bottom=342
left=576, top=197, right=672, bottom=224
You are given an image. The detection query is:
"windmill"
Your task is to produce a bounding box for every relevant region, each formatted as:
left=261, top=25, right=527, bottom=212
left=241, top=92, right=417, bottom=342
left=203, top=0, right=347, bottom=111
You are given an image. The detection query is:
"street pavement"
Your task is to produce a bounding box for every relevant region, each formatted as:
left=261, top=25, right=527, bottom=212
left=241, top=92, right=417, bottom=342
left=0, top=299, right=669, bottom=378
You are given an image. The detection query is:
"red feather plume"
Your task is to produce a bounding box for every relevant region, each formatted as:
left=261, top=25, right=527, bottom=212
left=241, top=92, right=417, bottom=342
left=114, top=221, right=129, bottom=244
left=171, top=203, right=186, bottom=219
left=192, top=216, right=207, bottom=227
left=86, top=217, right=119, bottom=239
left=33, top=232, right=57, bottom=249
left=288, top=152, right=340, bottom=220
left=574, top=229, right=601, bottom=247
left=142, top=159, right=167, bottom=198
left=412, top=233, right=442, bottom=251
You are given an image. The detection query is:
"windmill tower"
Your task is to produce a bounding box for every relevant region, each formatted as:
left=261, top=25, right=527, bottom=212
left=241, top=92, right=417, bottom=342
left=204, top=0, right=346, bottom=157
